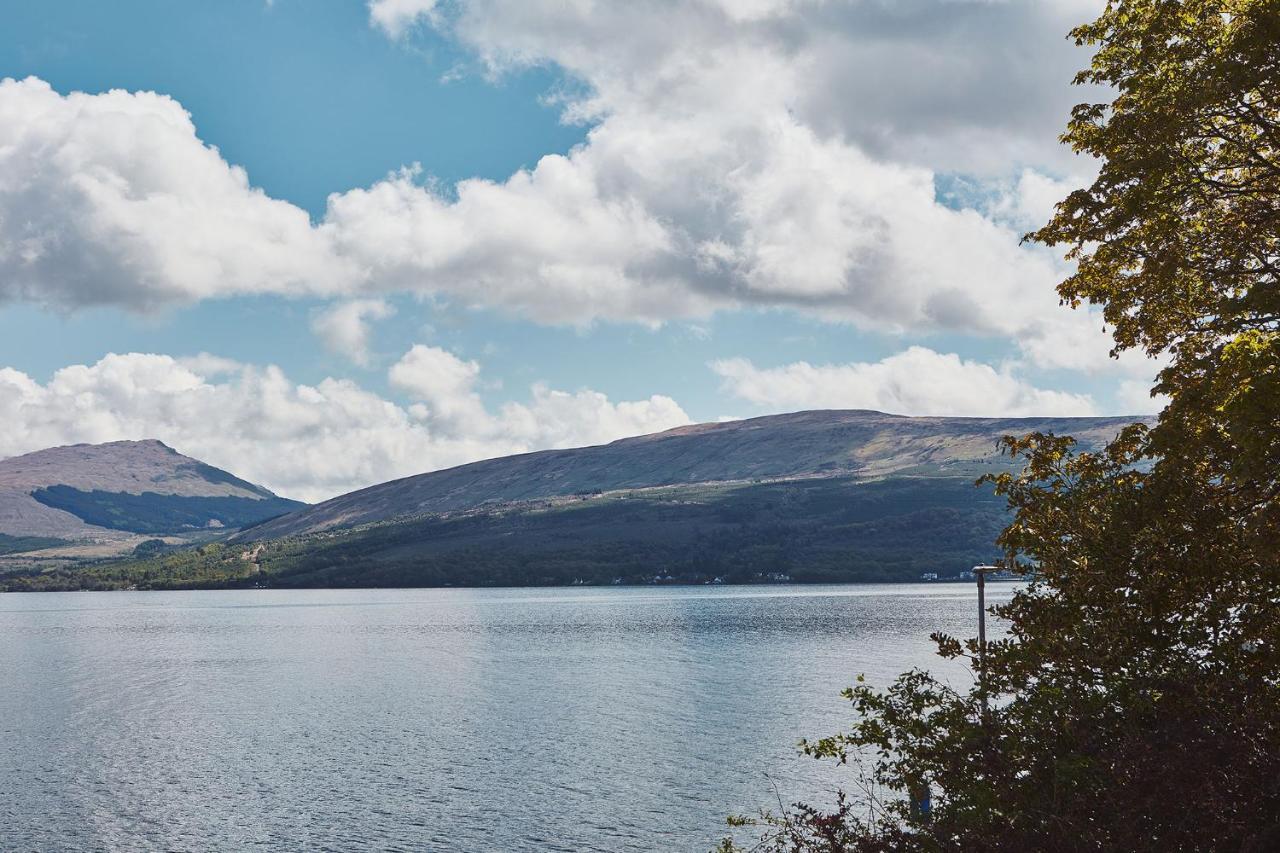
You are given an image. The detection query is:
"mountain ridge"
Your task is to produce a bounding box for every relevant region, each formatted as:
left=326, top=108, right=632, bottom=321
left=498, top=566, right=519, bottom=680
left=3, top=409, right=1151, bottom=591
left=0, top=440, right=304, bottom=544
left=240, top=409, right=1146, bottom=541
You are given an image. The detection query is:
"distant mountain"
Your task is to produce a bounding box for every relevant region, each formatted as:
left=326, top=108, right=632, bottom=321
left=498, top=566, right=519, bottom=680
left=2, top=411, right=1151, bottom=591
left=241, top=410, right=1141, bottom=541
left=0, top=409, right=1131, bottom=592
left=0, top=440, right=305, bottom=548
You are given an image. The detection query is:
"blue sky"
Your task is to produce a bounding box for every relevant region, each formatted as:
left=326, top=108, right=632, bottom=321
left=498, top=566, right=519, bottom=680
left=0, top=0, right=1153, bottom=500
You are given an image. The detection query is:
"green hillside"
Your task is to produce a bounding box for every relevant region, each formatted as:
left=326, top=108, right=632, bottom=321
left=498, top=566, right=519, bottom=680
left=0, top=533, right=70, bottom=556
left=0, top=476, right=1006, bottom=591
left=31, top=485, right=304, bottom=534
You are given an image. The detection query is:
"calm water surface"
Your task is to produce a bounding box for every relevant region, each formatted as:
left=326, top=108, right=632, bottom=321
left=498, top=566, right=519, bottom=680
left=0, top=583, right=1012, bottom=852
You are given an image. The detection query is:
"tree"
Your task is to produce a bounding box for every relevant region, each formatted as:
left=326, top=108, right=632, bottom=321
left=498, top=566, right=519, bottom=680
left=721, top=2, right=1280, bottom=850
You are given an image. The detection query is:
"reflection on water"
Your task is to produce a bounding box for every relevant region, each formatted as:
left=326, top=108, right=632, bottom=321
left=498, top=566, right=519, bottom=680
left=0, top=583, right=1012, bottom=851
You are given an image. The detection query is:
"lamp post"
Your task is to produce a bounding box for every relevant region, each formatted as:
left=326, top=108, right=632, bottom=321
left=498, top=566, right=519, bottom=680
left=972, top=565, right=1000, bottom=715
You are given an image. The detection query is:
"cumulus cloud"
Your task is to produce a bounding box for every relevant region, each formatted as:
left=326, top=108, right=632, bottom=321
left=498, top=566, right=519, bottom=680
left=0, top=350, right=691, bottom=502
left=1013, top=308, right=1171, bottom=378
left=438, top=0, right=1105, bottom=171
left=711, top=347, right=1097, bottom=418
left=387, top=343, right=693, bottom=446
left=783, top=0, right=1106, bottom=176
left=369, top=0, right=441, bottom=37
left=311, top=299, right=396, bottom=365
left=0, top=0, right=1119, bottom=369
left=984, top=168, right=1080, bottom=233
left=409, top=0, right=1110, bottom=330
left=497, top=385, right=692, bottom=451
left=1114, top=378, right=1170, bottom=416
left=389, top=343, right=488, bottom=429
left=0, top=77, right=353, bottom=310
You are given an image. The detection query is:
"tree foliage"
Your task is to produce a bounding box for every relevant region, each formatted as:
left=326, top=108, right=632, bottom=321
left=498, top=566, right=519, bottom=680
left=722, top=2, right=1280, bottom=850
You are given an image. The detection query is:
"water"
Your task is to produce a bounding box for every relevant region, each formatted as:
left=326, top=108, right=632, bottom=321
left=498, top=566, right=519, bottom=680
left=0, top=583, right=1012, bottom=852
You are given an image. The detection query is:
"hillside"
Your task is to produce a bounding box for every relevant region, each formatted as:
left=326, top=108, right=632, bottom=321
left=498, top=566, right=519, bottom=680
left=241, top=410, right=1141, bottom=541
left=0, top=440, right=305, bottom=553
left=0, top=410, right=1151, bottom=592
left=8, top=475, right=1013, bottom=591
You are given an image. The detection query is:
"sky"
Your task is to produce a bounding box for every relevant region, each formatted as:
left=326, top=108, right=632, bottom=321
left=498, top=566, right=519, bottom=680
left=0, top=0, right=1162, bottom=502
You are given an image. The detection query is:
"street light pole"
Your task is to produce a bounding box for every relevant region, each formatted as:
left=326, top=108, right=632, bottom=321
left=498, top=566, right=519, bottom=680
left=973, top=565, right=999, bottom=716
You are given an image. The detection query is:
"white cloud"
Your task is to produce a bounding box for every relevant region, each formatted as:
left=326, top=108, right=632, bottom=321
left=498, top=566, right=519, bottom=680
left=498, top=384, right=692, bottom=451
left=0, top=77, right=353, bottom=310
left=387, top=343, right=693, bottom=447
left=0, top=350, right=691, bottom=502
left=0, top=0, right=1118, bottom=369
left=368, top=0, right=441, bottom=37
left=985, top=168, right=1080, bottom=233
left=388, top=343, right=488, bottom=429
left=1014, top=309, right=1169, bottom=377
left=322, top=160, right=696, bottom=325
left=311, top=299, right=396, bottom=366
left=429, top=0, right=1104, bottom=178
left=404, top=0, right=1107, bottom=346
left=781, top=1, right=1106, bottom=176
left=1115, top=378, right=1170, bottom=416
left=711, top=347, right=1097, bottom=417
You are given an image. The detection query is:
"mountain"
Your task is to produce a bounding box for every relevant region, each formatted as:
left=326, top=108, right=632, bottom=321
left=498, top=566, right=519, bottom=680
left=241, top=410, right=1139, bottom=541
left=0, top=440, right=305, bottom=550
left=2, top=411, right=1147, bottom=591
